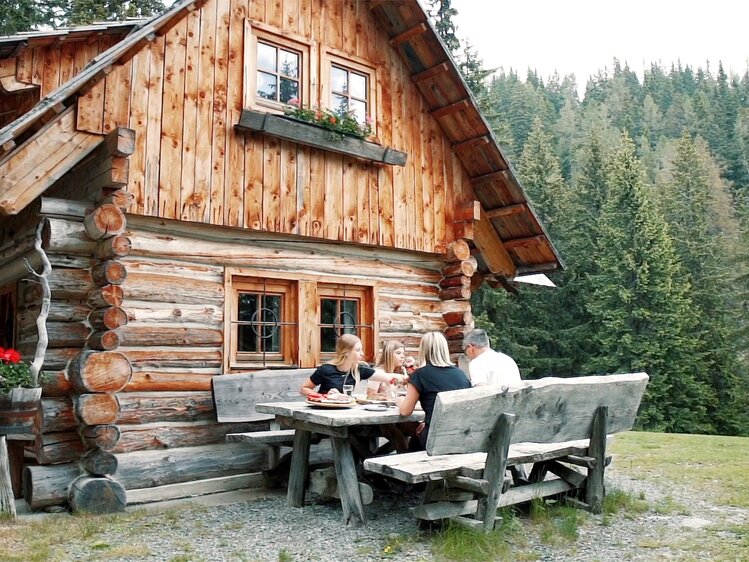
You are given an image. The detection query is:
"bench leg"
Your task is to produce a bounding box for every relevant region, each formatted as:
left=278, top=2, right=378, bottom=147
left=287, top=430, right=311, bottom=508
left=586, top=406, right=607, bottom=514
left=478, top=413, right=516, bottom=532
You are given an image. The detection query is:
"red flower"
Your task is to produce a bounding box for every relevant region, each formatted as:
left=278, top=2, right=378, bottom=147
left=328, top=116, right=337, bottom=124
left=0, top=347, right=21, bottom=363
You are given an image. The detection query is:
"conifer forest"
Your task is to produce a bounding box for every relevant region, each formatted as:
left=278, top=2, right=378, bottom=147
left=430, top=1, right=749, bottom=436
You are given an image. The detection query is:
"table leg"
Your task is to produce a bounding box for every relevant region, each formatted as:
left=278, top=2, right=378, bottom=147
left=331, top=436, right=365, bottom=526
left=287, top=429, right=311, bottom=508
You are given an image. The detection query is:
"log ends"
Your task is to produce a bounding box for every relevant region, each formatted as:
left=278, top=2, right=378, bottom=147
left=83, top=204, right=127, bottom=240
left=69, top=350, right=132, bottom=394
left=68, top=475, right=126, bottom=514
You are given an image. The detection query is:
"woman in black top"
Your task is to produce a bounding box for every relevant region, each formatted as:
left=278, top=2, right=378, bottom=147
left=399, top=331, right=471, bottom=449
left=299, top=334, right=394, bottom=396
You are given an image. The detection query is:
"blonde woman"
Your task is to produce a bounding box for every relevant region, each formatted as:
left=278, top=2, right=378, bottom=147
left=399, top=332, right=471, bottom=449
left=299, top=334, right=392, bottom=396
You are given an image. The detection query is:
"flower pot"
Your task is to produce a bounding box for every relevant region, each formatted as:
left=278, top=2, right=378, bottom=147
left=0, top=387, right=42, bottom=436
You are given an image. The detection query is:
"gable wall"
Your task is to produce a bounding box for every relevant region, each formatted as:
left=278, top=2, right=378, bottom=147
left=74, top=0, right=474, bottom=254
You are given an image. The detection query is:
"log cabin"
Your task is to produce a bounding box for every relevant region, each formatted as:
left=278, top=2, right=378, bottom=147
left=0, top=0, right=562, bottom=512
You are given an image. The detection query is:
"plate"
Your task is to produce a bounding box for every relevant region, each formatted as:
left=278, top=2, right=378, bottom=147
left=363, top=404, right=390, bottom=411
left=305, top=399, right=355, bottom=409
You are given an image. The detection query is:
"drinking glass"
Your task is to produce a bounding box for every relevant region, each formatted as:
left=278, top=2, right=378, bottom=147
left=343, top=384, right=354, bottom=396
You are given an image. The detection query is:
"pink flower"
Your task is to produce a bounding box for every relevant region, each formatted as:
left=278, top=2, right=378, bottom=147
left=365, top=116, right=373, bottom=125
left=288, top=98, right=300, bottom=106
left=329, top=116, right=337, bottom=124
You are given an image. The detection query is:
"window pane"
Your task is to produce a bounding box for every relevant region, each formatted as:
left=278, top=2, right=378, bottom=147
left=349, top=72, right=367, bottom=99
left=257, top=71, right=277, bottom=100
left=340, top=300, right=358, bottom=327
left=321, top=327, right=337, bottom=352
left=262, top=295, right=281, bottom=352
left=257, top=42, right=277, bottom=71
left=321, top=298, right=337, bottom=324
left=238, top=293, right=258, bottom=321
left=350, top=99, right=367, bottom=125
left=331, top=93, right=348, bottom=114
left=331, top=65, right=348, bottom=94
left=238, top=325, right=258, bottom=352
left=279, top=78, right=299, bottom=103
left=279, top=49, right=299, bottom=78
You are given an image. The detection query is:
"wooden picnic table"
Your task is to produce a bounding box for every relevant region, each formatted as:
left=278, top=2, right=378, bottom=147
left=254, top=401, right=424, bottom=526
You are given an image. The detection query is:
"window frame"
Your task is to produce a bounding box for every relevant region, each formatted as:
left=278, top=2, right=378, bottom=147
left=244, top=21, right=315, bottom=113
left=224, top=268, right=377, bottom=371
left=320, top=47, right=378, bottom=138
left=230, top=277, right=297, bottom=367
left=0, top=284, right=17, bottom=350
left=318, top=283, right=375, bottom=363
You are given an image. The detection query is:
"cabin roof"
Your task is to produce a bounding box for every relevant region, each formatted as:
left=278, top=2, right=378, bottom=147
left=0, top=0, right=562, bottom=279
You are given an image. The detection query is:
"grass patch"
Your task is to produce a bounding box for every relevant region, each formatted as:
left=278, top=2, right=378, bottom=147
left=610, top=431, right=749, bottom=508
left=528, top=499, right=587, bottom=545
left=431, top=514, right=525, bottom=561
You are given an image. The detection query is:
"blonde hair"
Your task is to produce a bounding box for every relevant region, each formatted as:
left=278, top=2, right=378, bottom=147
left=418, top=332, right=453, bottom=368
left=376, top=340, right=406, bottom=374
left=327, top=333, right=363, bottom=382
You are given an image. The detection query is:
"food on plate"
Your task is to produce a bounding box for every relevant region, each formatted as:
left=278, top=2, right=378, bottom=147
left=306, top=392, right=353, bottom=404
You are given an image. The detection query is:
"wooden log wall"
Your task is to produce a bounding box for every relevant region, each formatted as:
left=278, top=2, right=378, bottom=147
left=69, top=0, right=477, bottom=255
left=21, top=210, right=473, bottom=507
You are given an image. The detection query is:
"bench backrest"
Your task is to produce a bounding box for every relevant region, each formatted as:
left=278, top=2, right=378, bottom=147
left=426, top=372, right=649, bottom=456
left=212, top=368, right=315, bottom=423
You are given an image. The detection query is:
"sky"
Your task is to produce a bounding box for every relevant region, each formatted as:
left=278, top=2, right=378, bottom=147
left=451, top=0, right=749, bottom=86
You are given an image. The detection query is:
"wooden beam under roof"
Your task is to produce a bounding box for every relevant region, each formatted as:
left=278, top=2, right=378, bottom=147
left=412, top=61, right=450, bottom=82
left=503, top=235, right=547, bottom=250
left=453, top=135, right=491, bottom=153
left=485, top=203, right=528, bottom=219
left=473, top=208, right=516, bottom=277
left=431, top=98, right=471, bottom=119
left=389, top=22, right=429, bottom=47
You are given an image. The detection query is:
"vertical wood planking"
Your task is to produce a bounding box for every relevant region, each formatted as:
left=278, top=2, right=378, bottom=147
left=325, top=0, right=343, bottom=52
left=375, top=19, right=393, bottom=247
left=298, top=280, right=318, bottom=367
left=16, top=49, right=33, bottom=83
left=324, top=153, right=343, bottom=240
left=266, top=0, right=282, bottom=28
left=144, top=35, right=165, bottom=216
left=421, top=110, right=435, bottom=252
left=128, top=47, right=151, bottom=215
left=262, top=137, right=281, bottom=231
left=404, top=64, right=417, bottom=251
left=76, top=39, right=108, bottom=134
left=280, top=141, right=298, bottom=234
left=103, top=59, right=132, bottom=134
left=354, top=0, right=369, bottom=61
left=342, top=0, right=356, bottom=57
left=342, top=160, right=356, bottom=242
left=243, top=133, right=264, bottom=230
left=356, top=160, right=369, bottom=244
left=282, top=0, right=300, bottom=34
left=209, top=0, right=231, bottom=224
left=59, top=42, right=76, bottom=85
left=368, top=162, right=380, bottom=246
left=224, top=0, right=248, bottom=228
left=30, top=47, right=43, bottom=86
left=41, top=45, right=61, bottom=98
left=391, top=60, right=406, bottom=248
left=296, top=145, right=311, bottom=236
left=309, top=147, right=325, bottom=238
left=193, top=0, right=217, bottom=223
left=432, top=127, right=447, bottom=252
left=180, top=7, right=202, bottom=222
left=159, top=18, right=188, bottom=220
left=298, top=0, right=311, bottom=37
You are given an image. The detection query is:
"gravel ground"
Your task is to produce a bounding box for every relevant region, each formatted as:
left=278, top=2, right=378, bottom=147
left=41, top=463, right=749, bottom=561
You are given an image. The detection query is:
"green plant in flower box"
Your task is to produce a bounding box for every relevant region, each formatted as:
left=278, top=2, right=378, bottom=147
left=284, top=98, right=373, bottom=140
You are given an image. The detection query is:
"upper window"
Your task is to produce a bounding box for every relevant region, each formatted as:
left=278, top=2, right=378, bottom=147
left=330, top=65, right=369, bottom=125
left=322, top=49, right=377, bottom=135
left=256, top=41, right=301, bottom=105
left=245, top=23, right=313, bottom=112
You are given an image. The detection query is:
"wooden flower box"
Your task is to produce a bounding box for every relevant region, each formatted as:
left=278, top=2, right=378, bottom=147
left=235, top=109, right=407, bottom=166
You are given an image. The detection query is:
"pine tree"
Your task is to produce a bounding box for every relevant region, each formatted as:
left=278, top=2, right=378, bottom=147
left=587, top=133, right=712, bottom=432
left=0, top=0, right=65, bottom=34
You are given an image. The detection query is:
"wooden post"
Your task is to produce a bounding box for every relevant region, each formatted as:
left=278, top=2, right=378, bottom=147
left=287, top=429, right=311, bottom=508
left=479, top=413, right=516, bottom=532
left=0, top=436, right=16, bottom=517
left=586, top=406, right=607, bottom=514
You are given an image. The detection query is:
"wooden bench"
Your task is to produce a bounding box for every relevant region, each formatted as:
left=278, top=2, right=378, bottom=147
left=212, top=369, right=315, bottom=468
left=363, top=372, right=649, bottom=531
